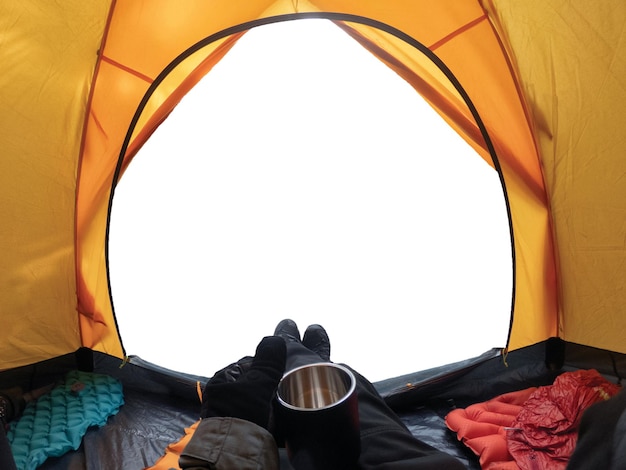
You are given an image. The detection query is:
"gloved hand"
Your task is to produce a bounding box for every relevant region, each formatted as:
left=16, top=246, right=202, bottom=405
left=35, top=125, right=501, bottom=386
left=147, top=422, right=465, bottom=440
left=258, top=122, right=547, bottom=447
left=200, top=336, right=286, bottom=429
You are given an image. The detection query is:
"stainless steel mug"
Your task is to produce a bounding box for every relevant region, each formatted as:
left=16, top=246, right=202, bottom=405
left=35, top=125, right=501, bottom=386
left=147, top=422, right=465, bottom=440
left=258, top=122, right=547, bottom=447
left=275, top=362, right=360, bottom=469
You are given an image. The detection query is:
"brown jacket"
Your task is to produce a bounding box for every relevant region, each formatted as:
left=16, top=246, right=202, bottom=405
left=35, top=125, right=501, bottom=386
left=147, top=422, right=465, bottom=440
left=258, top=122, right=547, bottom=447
left=179, top=417, right=279, bottom=470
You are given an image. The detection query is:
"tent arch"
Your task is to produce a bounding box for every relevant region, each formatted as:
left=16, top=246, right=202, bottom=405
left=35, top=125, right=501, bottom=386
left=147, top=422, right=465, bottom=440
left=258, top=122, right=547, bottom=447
left=104, top=13, right=517, bottom=356
left=0, top=1, right=553, bottom=372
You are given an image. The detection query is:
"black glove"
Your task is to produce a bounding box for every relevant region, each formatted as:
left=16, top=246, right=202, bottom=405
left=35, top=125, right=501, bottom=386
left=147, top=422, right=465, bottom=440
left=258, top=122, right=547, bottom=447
left=200, top=336, right=286, bottom=429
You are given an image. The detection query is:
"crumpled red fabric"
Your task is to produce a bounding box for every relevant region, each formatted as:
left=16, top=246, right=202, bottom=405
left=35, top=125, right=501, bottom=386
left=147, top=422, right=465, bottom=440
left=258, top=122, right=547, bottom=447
left=506, top=369, right=620, bottom=470
left=446, top=370, right=621, bottom=470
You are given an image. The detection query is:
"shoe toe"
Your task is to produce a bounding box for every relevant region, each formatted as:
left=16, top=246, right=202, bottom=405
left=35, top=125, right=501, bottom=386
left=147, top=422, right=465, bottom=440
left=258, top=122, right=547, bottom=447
left=302, top=324, right=331, bottom=361
left=274, top=318, right=301, bottom=343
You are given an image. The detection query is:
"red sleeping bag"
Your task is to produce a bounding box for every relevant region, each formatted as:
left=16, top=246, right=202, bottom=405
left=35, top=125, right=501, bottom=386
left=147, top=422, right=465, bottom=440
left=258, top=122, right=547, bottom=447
left=446, top=370, right=621, bottom=469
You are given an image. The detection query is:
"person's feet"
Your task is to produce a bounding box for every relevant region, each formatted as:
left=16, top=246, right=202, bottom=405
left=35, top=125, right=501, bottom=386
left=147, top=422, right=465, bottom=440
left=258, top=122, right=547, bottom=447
left=302, top=324, right=331, bottom=362
left=274, top=318, right=301, bottom=343
left=274, top=319, right=331, bottom=361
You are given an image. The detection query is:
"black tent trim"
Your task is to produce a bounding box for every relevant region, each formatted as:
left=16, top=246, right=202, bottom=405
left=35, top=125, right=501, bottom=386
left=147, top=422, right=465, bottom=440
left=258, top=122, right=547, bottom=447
left=104, top=11, right=517, bottom=359
left=1, top=340, right=624, bottom=468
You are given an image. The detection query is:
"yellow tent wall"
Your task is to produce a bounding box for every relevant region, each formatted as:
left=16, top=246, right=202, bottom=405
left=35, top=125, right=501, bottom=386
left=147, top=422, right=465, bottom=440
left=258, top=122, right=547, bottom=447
left=484, top=1, right=626, bottom=355
left=0, top=1, right=111, bottom=369
left=1, top=1, right=623, bottom=371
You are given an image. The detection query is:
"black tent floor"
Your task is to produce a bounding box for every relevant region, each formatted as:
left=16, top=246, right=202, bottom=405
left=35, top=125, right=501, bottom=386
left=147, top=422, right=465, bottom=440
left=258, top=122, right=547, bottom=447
left=36, top=389, right=481, bottom=470
left=34, top=388, right=480, bottom=469
left=5, top=340, right=625, bottom=469
left=33, top=353, right=483, bottom=469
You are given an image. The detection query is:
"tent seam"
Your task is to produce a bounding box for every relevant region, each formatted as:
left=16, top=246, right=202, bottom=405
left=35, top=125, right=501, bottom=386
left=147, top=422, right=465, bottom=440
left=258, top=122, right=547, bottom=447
left=429, top=15, right=488, bottom=51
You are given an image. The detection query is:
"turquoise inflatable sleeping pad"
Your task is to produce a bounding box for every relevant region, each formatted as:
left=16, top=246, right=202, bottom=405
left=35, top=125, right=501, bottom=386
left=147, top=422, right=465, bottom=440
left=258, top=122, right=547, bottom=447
left=7, top=370, right=124, bottom=470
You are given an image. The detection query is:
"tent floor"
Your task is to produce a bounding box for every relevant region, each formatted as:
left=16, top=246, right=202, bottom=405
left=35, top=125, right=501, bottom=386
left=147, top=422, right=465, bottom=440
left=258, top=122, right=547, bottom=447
left=5, top=340, right=625, bottom=469
left=35, top=387, right=480, bottom=469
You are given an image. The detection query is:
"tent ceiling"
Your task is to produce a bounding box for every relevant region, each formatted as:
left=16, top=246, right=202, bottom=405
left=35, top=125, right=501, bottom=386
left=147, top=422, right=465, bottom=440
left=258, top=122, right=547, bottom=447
left=1, top=0, right=624, bottom=371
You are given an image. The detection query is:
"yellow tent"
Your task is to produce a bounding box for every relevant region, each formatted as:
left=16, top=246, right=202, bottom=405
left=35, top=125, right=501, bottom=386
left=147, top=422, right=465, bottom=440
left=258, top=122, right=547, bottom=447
left=3, top=2, right=626, bottom=469
left=1, top=1, right=625, bottom=375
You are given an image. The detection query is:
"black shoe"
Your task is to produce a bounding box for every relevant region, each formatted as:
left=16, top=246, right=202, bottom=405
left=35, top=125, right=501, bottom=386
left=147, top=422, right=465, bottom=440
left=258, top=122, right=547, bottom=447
left=274, top=319, right=301, bottom=343
left=302, top=324, right=331, bottom=361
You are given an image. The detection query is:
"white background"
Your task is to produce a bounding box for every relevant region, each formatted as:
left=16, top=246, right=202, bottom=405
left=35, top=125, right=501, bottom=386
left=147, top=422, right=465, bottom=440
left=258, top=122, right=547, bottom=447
left=108, top=19, right=512, bottom=382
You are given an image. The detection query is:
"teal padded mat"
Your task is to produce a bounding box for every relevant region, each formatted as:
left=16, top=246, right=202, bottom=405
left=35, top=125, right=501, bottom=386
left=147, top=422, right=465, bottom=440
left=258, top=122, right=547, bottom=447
left=7, top=370, right=124, bottom=470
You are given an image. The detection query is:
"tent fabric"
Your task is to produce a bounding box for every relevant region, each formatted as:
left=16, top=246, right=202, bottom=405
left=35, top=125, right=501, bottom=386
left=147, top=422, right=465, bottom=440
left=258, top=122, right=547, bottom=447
left=3, top=343, right=620, bottom=469
left=1, top=343, right=623, bottom=469
left=482, top=0, right=626, bottom=362
left=83, top=0, right=554, bottom=356
left=1, top=349, right=517, bottom=470
left=0, top=0, right=625, bottom=413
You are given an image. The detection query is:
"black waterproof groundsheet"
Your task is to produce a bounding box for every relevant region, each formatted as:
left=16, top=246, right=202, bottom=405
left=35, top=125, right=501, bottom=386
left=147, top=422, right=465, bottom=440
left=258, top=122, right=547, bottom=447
left=38, top=387, right=199, bottom=469
left=34, top=377, right=479, bottom=470
left=3, top=340, right=625, bottom=469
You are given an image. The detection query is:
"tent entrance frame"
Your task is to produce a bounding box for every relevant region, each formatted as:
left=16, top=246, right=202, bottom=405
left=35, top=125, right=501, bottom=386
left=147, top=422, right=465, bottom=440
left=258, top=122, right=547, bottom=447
left=104, top=11, right=517, bottom=358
